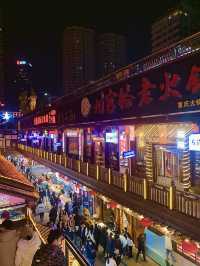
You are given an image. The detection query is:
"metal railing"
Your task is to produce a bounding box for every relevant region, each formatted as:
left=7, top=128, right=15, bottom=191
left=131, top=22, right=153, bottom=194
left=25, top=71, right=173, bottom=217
left=18, top=144, right=200, bottom=220
left=128, top=176, right=144, bottom=197
left=148, top=183, right=169, bottom=208
left=99, top=166, right=110, bottom=183
left=88, top=164, right=97, bottom=179
left=111, top=170, right=124, bottom=189
left=175, top=191, right=200, bottom=218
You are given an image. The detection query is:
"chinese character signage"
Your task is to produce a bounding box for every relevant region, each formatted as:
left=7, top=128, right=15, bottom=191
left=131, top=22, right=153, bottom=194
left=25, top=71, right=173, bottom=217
left=78, top=53, right=200, bottom=122
left=33, top=110, right=56, bottom=126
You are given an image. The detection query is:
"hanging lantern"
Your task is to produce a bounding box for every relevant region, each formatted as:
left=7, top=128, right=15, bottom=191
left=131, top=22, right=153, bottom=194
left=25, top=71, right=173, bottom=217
left=139, top=217, right=153, bottom=228
left=107, top=201, right=117, bottom=209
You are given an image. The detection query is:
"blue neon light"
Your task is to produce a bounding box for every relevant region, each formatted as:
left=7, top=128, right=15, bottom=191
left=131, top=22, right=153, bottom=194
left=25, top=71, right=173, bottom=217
left=123, top=150, right=135, bottom=158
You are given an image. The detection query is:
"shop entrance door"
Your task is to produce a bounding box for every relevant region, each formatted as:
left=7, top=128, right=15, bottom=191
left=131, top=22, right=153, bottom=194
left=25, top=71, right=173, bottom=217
left=93, top=138, right=105, bottom=166
left=105, top=142, right=119, bottom=171
left=154, top=145, right=180, bottom=186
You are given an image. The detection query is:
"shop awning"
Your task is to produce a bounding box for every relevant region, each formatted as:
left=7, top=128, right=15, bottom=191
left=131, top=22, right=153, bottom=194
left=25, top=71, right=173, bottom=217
left=0, top=155, right=38, bottom=200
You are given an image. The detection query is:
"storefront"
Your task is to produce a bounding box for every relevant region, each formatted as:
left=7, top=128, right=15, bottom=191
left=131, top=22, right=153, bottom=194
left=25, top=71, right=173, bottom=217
left=135, top=122, right=199, bottom=189
left=64, top=129, right=83, bottom=160
left=83, top=128, right=105, bottom=166
left=118, top=126, right=135, bottom=175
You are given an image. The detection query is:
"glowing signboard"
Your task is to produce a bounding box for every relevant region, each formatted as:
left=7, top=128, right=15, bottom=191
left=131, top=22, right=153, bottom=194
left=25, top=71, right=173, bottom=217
left=105, top=132, right=118, bottom=143
left=123, top=150, right=135, bottom=158
left=34, top=110, right=56, bottom=126
left=189, top=134, right=200, bottom=151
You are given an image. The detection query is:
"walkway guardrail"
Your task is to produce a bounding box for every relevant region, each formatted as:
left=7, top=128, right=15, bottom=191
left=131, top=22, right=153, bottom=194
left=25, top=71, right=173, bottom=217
left=19, top=144, right=200, bottom=220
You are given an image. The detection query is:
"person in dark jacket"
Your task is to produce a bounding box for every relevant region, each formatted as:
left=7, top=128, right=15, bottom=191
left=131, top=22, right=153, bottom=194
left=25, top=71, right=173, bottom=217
left=93, top=224, right=100, bottom=250
left=84, top=239, right=96, bottom=266
left=32, top=230, right=66, bottom=266
left=49, top=206, right=57, bottom=224
left=136, top=233, right=146, bottom=262
left=100, top=227, right=108, bottom=255
left=106, top=233, right=115, bottom=257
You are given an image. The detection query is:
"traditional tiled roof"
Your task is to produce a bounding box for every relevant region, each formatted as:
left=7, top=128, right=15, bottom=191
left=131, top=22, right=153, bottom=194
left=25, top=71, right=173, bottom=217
left=0, top=155, right=32, bottom=186
left=0, top=155, right=37, bottom=199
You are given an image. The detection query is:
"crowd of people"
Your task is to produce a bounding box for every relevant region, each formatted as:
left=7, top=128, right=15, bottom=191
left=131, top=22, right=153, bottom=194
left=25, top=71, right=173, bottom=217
left=0, top=154, right=148, bottom=266
left=0, top=215, right=66, bottom=266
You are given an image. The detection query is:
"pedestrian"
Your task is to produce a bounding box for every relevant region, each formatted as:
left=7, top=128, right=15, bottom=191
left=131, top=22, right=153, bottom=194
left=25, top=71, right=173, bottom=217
left=64, top=202, right=70, bottom=216
left=127, top=233, right=133, bottom=258
left=74, top=225, right=82, bottom=249
left=106, top=233, right=115, bottom=257
left=114, top=234, right=122, bottom=265
left=80, top=223, right=87, bottom=245
left=49, top=205, right=57, bottom=224
left=67, top=214, right=75, bottom=230
left=32, top=230, right=66, bottom=266
left=0, top=219, right=19, bottom=266
left=94, top=224, right=100, bottom=250
left=62, top=211, right=69, bottom=227
left=136, top=233, right=146, bottom=262
left=100, top=227, right=108, bottom=256
left=15, top=226, right=41, bottom=266
left=106, top=254, right=117, bottom=266
left=165, top=232, right=176, bottom=264
left=84, top=238, right=96, bottom=266
left=119, top=232, right=128, bottom=256
left=49, top=222, right=57, bottom=231
left=36, top=200, right=45, bottom=223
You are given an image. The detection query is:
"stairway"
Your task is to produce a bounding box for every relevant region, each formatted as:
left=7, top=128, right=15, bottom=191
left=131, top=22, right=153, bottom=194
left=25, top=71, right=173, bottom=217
left=35, top=223, right=50, bottom=244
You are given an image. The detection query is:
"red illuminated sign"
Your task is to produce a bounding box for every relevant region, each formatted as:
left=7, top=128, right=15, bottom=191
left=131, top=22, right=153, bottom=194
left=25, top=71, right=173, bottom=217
left=34, top=110, right=56, bottom=126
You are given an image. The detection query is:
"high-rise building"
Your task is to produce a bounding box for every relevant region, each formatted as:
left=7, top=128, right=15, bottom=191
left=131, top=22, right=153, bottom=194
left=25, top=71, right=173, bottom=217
left=63, top=26, right=95, bottom=95
left=151, top=9, right=191, bottom=52
left=0, top=10, right=4, bottom=104
left=15, top=60, right=32, bottom=92
left=97, top=33, right=127, bottom=78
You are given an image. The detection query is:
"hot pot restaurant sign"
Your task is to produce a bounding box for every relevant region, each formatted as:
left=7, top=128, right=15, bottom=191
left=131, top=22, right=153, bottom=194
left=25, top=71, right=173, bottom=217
left=79, top=53, right=200, bottom=122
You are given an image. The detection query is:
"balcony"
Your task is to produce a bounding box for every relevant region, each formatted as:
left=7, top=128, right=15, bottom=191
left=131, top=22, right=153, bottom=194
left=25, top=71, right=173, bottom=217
left=17, top=144, right=200, bottom=241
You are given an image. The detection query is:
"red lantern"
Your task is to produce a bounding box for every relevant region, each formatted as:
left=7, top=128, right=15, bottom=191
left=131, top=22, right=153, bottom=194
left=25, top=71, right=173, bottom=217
left=107, top=201, right=117, bottom=209
left=182, top=240, right=198, bottom=254
left=89, top=190, right=96, bottom=196
left=139, top=217, right=153, bottom=228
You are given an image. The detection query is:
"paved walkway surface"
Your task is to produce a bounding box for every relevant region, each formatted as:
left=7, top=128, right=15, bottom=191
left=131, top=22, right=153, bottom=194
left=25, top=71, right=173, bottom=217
left=94, top=246, right=158, bottom=266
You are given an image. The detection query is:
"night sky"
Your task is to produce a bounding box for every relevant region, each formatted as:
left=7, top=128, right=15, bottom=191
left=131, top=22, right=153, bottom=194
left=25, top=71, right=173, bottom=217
left=3, top=0, right=179, bottom=104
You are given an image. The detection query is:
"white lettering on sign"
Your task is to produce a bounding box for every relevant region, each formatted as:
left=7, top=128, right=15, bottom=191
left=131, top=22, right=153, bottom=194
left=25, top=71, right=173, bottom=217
left=189, top=134, right=200, bottom=151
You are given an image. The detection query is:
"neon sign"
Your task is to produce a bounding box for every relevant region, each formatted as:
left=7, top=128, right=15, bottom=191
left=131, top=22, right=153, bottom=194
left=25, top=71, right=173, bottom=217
left=0, top=111, right=23, bottom=121
left=105, top=132, right=118, bottom=143
left=34, top=110, right=56, bottom=126
left=123, top=150, right=135, bottom=158
left=17, top=60, right=27, bottom=65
